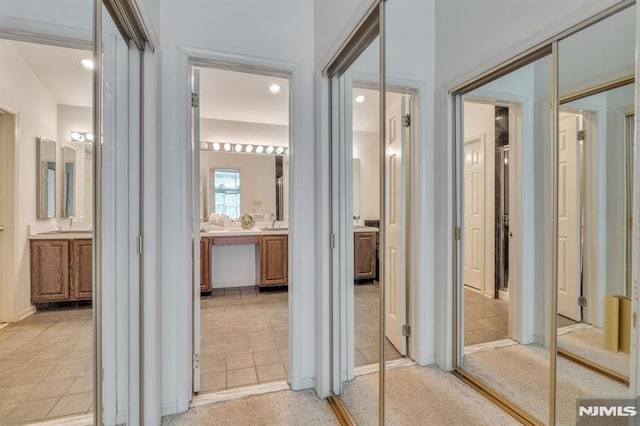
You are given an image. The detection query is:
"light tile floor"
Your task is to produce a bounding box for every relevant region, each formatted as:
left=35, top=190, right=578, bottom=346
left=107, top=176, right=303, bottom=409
left=0, top=308, right=93, bottom=425
left=354, top=283, right=402, bottom=366
left=198, top=283, right=402, bottom=394
left=464, top=288, right=509, bottom=346
left=199, top=287, right=289, bottom=393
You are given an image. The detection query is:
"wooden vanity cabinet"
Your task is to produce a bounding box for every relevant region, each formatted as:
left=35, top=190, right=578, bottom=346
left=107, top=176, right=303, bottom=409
left=200, top=238, right=211, bottom=292
left=71, top=239, right=93, bottom=300
left=30, top=239, right=70, bottom=303
left=354, top=232, right=377, bottom=280
left=30, top=239, right=92, bottom=304
left=260, top=235, right=288, bottom=287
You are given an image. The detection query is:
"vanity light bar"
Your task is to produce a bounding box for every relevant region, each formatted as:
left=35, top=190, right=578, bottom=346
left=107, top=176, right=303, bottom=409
left=200, top=141, right=289, bottom=156
left=70, top=131, right=94, bottom=143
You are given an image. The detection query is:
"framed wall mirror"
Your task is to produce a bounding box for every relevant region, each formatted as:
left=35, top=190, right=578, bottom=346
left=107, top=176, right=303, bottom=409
left=36, top=137, right=57, bottom=218
left=62, top=146, right=76, bottom=217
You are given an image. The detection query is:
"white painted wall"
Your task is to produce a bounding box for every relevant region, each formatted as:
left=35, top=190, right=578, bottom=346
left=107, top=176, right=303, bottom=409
left=0, top=39, right=57, bottom=322
left=200, top=151, right=277, bottom=219
left=157, top=0, right=315, bottom=414
left=200, top=117, right=288, bottom=148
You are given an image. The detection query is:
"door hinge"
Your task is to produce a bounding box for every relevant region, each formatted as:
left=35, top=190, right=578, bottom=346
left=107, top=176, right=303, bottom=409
left=454, top=227, right=461, bottom=241
left=577, top=130, right=586, bottom=141
left=193, top=353, right=200, bottom=369
left=402, top=113, right=411, bottom=128
left=138, top=235, right=143, bottom=255
left=578, top=296, right=587, bottom=307
left=191, top=92, right=199, bottom=108
left=330, top=233, right=335, bottom=249
left=402, top=324, right=411, bottom=337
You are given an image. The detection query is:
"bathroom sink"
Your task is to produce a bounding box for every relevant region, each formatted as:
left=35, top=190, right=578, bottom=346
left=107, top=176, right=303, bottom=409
left=41, top=230, right=92, bottom=235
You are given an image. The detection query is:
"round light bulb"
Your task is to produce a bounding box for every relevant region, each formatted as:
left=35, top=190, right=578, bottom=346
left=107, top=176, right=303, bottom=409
left=256, top=146, right=264, bottom=154
left=71, top=132, right=80, bottom=141
left=213, top=142, right=220, bottom=151
left=200, top=142, right=207, bottom=149
left=355, top=95, right=365, bottom=104
left=86, top=133, right=94, bottom=142
left=80, top=59, right=94, bottom=70
left=286, top=148, right=290, bottom=155
left=235, top=144, right=243, bottom=152
left=276, top=146, right=284, bottom=154
left=245, top=145, right=253, bottom=153
left=266, top=146, right=274, bottom=154
left=224, top=143, right=231, bottom=152
left=269, top=84, right=281, bottom=94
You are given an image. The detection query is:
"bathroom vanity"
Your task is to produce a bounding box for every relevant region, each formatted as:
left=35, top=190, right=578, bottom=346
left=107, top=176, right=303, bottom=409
left=29, top=233, right=93, bottom=304
left=200, top=229, right=288, bottom=291
left=199, top=226, right=378, bottom=291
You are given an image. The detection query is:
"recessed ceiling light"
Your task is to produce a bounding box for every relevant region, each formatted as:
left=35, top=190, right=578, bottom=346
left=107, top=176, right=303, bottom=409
left=213, top=142, right=220, bottom=151
left=224, top=143, right=231, bottom=151
left=245, top=145, right=253, bottom=153
left=235, top=144, right=242, bottom=152
left=80, top=59, right=94, bottom=70
left=275, top=146, right=284, bottom=154
left=355, top=95, right=365, bottom=104
left=266, top=146, right=274, bottom=154
left=269, top=84, right=281, bottom=94
left=256, top=146, right=264, bottom=154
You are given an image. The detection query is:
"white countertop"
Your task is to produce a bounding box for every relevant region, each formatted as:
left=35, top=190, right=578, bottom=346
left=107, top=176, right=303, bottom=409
left=29, top=231, right=93, bottom=240
left=200, top=226, right=378, bottom=237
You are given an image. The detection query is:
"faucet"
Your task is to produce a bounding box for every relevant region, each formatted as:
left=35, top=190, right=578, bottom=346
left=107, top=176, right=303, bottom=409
left=272, top=218, right=276, bottom=228
left=69, top=216, right=75, bottom=230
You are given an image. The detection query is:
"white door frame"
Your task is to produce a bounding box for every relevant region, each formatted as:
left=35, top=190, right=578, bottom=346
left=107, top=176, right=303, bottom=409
left=178, top=49, right=305, bottom=406
left=459, top=92, right=528, bottom=345
left=330, top=70, right=421, bottom=386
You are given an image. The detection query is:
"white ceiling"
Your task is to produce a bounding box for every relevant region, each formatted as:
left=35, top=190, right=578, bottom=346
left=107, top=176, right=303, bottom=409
left=352, top=87, right=379, bottom=133
left=197, top=67, right=289, bottom=126
left=11, top=40, right=92, bottom=107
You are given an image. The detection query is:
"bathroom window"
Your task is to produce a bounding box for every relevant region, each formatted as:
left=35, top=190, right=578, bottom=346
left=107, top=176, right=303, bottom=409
left=213, top=168, right=241, bottom=219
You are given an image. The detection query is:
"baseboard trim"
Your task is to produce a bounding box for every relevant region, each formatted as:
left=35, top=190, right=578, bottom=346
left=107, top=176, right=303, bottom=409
left=463, top=338, right=518, bottom=356
left=161, top=402, right=178, bottom=417
left=18, top=305, right=36, bottom=321
left=354, top=358, right=415, bottom=376
left=191, top=380, right=290, bottom=408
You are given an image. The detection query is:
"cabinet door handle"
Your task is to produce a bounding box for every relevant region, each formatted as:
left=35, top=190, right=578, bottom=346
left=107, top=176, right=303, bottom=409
left=0, top=225, right=4, bottom=232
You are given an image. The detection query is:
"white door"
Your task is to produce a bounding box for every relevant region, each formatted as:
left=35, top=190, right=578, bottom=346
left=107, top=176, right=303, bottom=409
left=191, top=68, right=202, bottom=392
left=557, top=112, right=581, bottom=321
left=384, top=94, right=407, bottom=355
left=463, top=136, right=485, bottom=291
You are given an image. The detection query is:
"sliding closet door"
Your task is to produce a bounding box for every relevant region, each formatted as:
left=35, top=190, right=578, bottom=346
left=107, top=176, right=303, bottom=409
left=554, top=5, right=636, bottom=424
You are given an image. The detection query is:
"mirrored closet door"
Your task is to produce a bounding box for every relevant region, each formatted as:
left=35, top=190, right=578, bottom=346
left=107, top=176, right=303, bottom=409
left=554, top=4, right=636, bottom=424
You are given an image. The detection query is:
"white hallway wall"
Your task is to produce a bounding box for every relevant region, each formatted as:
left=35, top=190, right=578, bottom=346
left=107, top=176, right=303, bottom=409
left=0, top=39, right=57, bottom=322
left=157, top=0, right=315, bottom=414
left=433, top=0, right=624, bottom=370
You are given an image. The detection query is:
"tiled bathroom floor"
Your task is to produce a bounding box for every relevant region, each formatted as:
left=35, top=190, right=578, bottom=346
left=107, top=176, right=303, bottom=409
left=198, top=282, right=403, bottom=394
left=0, top=308, right=93, bottom=425
left=354, top=283, right=402, bottom=366
left=464, top=288, right=509, bottom=346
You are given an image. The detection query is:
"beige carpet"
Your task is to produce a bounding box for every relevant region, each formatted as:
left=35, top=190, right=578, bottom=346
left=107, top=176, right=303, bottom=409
left=463, top=343, right=629, bottom=425
left=340, top=365, right=518, bottom=425
left=161, top=389, right=337, bottom=426
left=558, top=325, right=629, bottom=377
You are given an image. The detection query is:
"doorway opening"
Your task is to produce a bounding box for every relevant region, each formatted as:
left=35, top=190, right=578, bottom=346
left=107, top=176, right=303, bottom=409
left=191, top=66, right=292, bottom=396
left=462, top=99, right=520, bottom=349
left=0, top=39, right=94, bottom=424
